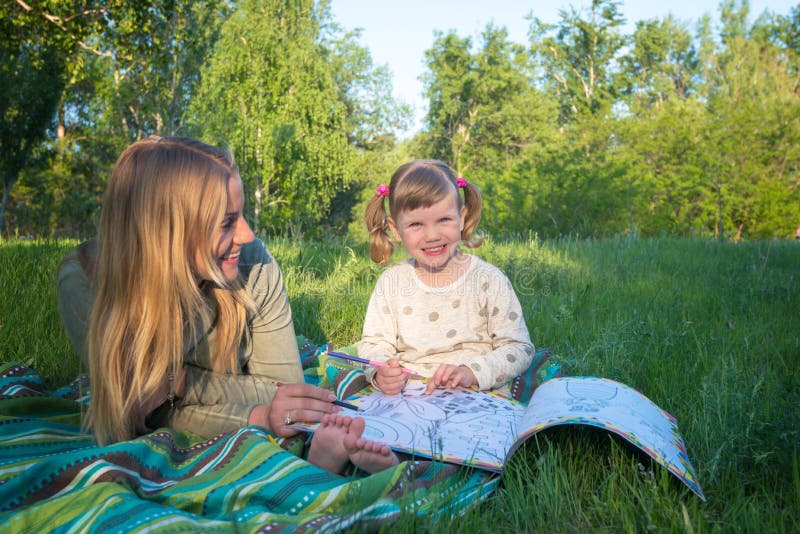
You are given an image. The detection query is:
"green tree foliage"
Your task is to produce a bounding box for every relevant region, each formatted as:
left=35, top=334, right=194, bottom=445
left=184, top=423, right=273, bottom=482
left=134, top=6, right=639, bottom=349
left=622, top=1, right=799, bottom=239
left=529, top=0, right=626, bottom=123
left=3, top=0, right=230, bottom=237
left=614, top=17, right=706, bottom=236
left=418, top=0, right=798, bottom=239
left=325, top=26, right=412, bottom=150
left=86, top=0, right=230, bottom=140
left=191, top=0, right=397, bottom=236
left=3, top=0, right=406, bottom=237
left=516, top=0, right=628, bottom=236
left=317, top=21, right=412, bottom=232
left=617, top=16, right=698, bottom=111
left=0, top=1, right=78, bottom=235
left=681, top=1, right=799, bottom=238
left=421, top=30, right=474, bottom=170
left=3, top=0, right=798, bottom=240
left=421, top=25, right=558, bottom=234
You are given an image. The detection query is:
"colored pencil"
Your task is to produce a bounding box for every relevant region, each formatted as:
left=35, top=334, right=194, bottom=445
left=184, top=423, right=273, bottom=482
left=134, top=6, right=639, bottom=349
left=332, top=399, right=362, bottom=411
left=326, top=350, right=418, bottom=375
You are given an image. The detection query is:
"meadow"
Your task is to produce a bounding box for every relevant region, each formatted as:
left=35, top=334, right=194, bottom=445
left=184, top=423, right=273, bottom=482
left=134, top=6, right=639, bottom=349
left=1, top=236, right=798, bottom=531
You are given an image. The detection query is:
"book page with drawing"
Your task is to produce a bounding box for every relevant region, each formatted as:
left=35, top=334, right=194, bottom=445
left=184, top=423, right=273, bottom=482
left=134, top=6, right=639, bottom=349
left=293, top=376, right=704, bottom=500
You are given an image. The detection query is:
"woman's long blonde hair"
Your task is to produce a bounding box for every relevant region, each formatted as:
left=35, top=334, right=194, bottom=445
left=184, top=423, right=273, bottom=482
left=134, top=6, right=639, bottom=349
left=365, top=159, right=483, bottom=265
left=88, top=136, right=251, bottom=444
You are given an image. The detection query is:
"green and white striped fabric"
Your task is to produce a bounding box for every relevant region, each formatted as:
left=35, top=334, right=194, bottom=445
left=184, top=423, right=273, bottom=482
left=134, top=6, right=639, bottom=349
left=0, top=360, right=498, bottom=532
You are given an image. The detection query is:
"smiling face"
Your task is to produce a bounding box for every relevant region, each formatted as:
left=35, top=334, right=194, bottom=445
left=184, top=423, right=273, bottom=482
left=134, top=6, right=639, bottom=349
left=389, top=189, right=467, bottom=282
left=209, top=174, right=254, bottom=282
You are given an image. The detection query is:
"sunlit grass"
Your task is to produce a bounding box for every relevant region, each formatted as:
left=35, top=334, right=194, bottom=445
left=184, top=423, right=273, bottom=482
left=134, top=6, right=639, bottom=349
left=1, top=236, right=798, bottom=530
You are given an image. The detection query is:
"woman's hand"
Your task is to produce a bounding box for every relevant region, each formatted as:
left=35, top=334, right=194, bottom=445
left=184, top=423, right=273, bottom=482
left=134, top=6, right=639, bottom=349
left=374, top=359, right=408, bottom=395
left=251, top=383, right=340, bottom=438
left=425, top=364, right=476, bottom=394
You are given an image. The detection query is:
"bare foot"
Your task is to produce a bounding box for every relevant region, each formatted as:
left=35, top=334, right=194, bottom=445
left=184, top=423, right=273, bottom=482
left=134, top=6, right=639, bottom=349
left=307, top=414, right=352, bottom=474
left=343, top=417, right=399, bottom=474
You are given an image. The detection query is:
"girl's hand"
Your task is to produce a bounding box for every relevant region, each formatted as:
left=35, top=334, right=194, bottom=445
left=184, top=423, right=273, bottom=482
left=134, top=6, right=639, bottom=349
left=425, top=364, right=476, bottom=394
left=254, top=383, right=340, bottom=437
left=375, top=359, right=408, bottom=395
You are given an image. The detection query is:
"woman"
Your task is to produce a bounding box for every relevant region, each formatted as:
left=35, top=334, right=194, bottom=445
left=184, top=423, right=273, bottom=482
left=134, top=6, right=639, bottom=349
left=57, top=136, right=341, bottom=446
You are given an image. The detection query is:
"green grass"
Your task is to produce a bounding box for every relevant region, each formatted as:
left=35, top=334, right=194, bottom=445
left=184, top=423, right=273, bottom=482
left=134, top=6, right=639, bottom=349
left=1, top=236, right=799, bottom=531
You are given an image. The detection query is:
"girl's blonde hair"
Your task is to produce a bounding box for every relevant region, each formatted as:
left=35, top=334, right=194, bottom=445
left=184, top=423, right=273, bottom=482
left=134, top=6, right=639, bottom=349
left=365, top=159, right=482, bottom=264
left=88, top=136, right=252, bottom=444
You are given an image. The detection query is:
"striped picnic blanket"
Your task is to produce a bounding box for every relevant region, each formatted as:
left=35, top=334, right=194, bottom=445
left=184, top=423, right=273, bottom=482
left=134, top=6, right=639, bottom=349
left=0, top=353, right=499, bottom=532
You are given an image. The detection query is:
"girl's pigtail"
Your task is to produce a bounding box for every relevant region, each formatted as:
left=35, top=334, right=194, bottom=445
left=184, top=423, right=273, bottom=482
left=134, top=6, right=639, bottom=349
left=364, top=193, right=394, bottom=264
left=461, top=181, right=484, bottom=248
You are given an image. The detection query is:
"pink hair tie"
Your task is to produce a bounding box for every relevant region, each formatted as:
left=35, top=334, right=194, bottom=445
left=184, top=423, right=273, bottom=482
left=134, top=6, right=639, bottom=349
left=456, top=177, right=467, bottom=188
left=376, top=184, right=389, bottom=197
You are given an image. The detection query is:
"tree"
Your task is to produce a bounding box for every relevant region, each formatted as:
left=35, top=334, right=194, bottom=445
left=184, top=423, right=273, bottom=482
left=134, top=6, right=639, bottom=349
left=420, top=30, right=474, bottom=170
left=617, top=16, right=698, bottom=113
left=2, top=1, right=229, bottom=236
left=515, top=0, right=630, bottom=237
left=191, top=0, right=361, bottom=235
left=324, top=25, right=411, bottom=150
left=610, top=16, right=701, bottom=234
left=84, top=0, right=230, bottom=141
left=529, top=0, right=626, bottom=123
left=319, top=21, right=412, bottom=232
left=421, top=24, right=557, bottom=233
left=0, top=1, right=78, bottom=236
left=695, top=0, right=800, bottom=238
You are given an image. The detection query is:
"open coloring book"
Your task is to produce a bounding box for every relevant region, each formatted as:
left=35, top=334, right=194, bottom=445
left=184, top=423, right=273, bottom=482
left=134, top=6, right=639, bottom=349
left=297, top=376, right=704, bottom=500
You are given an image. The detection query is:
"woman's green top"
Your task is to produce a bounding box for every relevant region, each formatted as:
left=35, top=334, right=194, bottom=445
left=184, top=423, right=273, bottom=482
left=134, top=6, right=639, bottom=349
left=57, top=238, right=304, bottom=438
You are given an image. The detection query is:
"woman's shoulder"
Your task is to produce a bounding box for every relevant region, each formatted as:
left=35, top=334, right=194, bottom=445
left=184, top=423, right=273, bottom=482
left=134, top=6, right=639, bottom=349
left=57, top=241, right=96, bottom=285
left=56, top=246, right=93, bottom=309
left=58, top=249, right=82, bottom=275
left=238, top=238, right=272, bottom=268
left=237, top=238, right=277, bottom=285
left=57, top=253, right=89, bottom=292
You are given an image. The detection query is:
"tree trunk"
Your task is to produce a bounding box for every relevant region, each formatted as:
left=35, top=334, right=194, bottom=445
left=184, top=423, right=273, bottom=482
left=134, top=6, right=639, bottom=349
left=628, top=179, right=634, bottom=236
left=254, top=184, right=262, bottom=236
left=0, top=177, right=15, bottom=237
left=57, top=105, right=66, bottom=143
left=716, top=182, right=724, bottom=239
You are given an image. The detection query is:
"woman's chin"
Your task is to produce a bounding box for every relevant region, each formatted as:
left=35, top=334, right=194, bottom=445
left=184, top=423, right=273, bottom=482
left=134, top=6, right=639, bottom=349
left=218, top=260, right=239, bottom=282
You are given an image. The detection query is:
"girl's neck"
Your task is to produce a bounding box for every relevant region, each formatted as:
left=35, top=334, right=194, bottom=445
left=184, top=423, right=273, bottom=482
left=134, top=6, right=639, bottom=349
left=412, top=251, right=471, bottom=288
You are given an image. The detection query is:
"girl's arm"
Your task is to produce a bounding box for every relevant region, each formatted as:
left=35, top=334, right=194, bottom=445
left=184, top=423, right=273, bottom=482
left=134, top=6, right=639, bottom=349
left=358, top=273, right=401, bottom=388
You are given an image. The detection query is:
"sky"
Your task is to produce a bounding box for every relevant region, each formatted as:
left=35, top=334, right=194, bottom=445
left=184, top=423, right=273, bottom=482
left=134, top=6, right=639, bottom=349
left=330, top=0, right=797, bottom=137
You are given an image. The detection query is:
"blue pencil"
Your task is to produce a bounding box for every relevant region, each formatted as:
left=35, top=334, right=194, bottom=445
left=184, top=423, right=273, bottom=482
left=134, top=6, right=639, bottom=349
left=278, top=380, right=362, bottom=411
left=332, top=399, right=362, bottom=411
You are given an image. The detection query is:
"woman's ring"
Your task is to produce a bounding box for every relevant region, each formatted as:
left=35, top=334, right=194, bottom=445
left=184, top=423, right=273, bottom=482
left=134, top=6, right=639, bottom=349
left=284, top=413, right=293, bottom=425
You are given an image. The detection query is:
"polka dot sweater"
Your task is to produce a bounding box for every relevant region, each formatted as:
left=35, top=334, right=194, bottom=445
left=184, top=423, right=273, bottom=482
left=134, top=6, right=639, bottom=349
left=359, top=256, right=534, bottom=390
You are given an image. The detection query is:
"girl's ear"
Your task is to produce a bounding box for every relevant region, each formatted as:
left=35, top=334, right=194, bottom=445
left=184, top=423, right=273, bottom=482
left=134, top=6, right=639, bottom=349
left=459, top=205, right=467, bottom=230
left=387, top=216, right=401, bottom=241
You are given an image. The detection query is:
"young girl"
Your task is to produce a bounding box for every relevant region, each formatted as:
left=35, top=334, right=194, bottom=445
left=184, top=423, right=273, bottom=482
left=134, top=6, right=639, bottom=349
left=361, top=159, right=534, bottom=395
left=57, top=136, right=396, bottom=474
